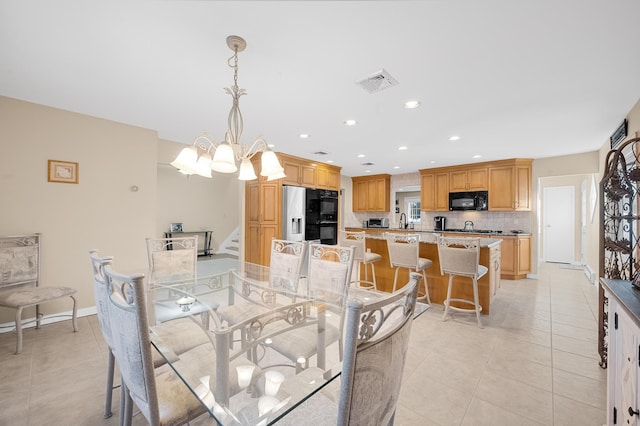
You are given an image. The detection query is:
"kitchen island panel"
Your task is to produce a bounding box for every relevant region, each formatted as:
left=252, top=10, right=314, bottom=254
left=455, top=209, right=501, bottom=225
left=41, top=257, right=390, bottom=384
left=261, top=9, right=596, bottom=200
left=358, top=234, right=500, bottom=315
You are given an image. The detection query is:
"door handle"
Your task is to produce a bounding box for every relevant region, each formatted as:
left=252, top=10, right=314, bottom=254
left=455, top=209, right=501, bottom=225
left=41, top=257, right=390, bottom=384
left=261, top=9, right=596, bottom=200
left=629, top=406, right=639, bottom=417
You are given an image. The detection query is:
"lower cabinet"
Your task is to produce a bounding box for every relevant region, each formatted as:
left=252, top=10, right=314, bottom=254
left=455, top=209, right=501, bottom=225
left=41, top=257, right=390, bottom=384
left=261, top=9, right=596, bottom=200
left=606, top=290, right=640, bottom=426
left=500, top=235, right=530, bottom=280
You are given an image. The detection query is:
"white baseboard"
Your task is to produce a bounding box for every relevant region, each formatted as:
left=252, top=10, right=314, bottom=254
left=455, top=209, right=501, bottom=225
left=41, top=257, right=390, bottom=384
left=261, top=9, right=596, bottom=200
left=584, top=265, right=597, bottom=284
left=0, top=306, right=97, bottom=334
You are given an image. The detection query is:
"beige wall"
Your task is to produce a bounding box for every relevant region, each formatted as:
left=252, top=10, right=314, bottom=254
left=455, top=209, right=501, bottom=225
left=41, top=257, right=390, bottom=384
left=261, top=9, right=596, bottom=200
left=0, top=96, right=241, bottom=326
left=0, top=96, right=157, bottom=323
left=155, top=139, right=241, bottom=252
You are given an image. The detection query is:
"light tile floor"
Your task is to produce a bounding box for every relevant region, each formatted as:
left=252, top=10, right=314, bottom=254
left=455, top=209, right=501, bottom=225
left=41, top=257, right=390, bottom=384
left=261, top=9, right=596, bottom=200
left=0, top=263, right=606, bottom=425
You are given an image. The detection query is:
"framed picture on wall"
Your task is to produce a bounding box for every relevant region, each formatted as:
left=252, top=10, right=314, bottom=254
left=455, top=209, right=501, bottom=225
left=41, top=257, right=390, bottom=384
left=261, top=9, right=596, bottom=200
left=48, top=160, right=79, bottom=184
left=170, top=223, right=183, bottom=232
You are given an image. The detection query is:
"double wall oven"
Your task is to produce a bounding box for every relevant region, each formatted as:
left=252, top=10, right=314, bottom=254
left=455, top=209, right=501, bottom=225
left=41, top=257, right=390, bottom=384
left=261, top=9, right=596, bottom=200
left=305, top=189, right=338, bottom=245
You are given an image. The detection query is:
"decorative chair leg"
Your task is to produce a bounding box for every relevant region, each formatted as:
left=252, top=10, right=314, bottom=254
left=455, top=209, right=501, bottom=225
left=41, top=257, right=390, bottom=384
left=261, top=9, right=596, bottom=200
left=104, top=350, right=115, bottom=418
left=70, top=295, right=78, bottom=332
left=15, top=307, right=24, bottom=354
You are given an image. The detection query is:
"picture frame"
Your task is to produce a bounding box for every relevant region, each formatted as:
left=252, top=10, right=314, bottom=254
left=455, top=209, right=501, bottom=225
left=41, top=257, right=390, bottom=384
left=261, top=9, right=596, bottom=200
left=48, top=160, right=79, bottom=184
left=170, top=223, right=183, bottom=233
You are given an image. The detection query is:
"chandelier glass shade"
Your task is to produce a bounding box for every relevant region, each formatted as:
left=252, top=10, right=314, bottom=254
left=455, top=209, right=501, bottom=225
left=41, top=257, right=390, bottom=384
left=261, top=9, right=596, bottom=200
left=170, top=35, right=285, bottom=181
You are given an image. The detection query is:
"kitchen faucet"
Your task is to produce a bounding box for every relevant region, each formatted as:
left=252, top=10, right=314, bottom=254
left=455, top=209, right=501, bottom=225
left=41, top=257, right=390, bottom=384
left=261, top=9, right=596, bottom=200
left=399, top=213, right=407, bottom=229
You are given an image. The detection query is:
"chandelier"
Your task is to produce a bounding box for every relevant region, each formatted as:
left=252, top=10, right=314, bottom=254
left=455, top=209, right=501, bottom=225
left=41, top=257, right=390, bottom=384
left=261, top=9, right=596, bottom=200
left=171, top=35, right=285, bottom=181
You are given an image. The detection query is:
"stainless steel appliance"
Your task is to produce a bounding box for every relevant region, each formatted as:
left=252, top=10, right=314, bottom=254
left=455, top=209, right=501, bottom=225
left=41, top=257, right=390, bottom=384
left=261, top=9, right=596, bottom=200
left=367, top=218, right=389, bottom=228
left=283, top=186, right=339, bottom=244
left=282, top=185, right=306, bottom=242
left=449, top=191, right=488, bottom=211
left=464, top=220, right=474, bottom=231
left=434, top=216, right=446, bottom=231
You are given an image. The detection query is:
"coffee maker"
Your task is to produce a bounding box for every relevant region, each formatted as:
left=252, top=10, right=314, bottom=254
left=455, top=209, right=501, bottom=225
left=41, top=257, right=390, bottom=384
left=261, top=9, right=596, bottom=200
left=434, top=216, right=446, bottom=231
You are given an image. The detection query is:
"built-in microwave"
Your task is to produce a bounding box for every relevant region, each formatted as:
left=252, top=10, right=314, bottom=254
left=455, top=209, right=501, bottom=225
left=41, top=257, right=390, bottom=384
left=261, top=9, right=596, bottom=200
left=449, top=191, right=488, bottom=211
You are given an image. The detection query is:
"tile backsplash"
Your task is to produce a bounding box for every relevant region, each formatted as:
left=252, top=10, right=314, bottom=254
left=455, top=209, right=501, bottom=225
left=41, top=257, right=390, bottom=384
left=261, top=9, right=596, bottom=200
left=349, top=211, right=531, bottom=233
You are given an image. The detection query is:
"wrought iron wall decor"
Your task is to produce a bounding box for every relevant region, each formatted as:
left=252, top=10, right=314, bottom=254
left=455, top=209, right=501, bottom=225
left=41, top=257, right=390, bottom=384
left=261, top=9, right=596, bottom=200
left=599, top=136, right=640, bottom=368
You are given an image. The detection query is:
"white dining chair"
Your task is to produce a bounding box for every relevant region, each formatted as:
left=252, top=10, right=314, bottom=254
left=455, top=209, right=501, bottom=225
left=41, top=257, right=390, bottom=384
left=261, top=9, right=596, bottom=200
left=278, top=272, right=422, bottom=426
left=268, top=243, right=354, bottom=370
left=104, top=265, right=208, bottom=426
left=217, top=238, right=307, bottom=327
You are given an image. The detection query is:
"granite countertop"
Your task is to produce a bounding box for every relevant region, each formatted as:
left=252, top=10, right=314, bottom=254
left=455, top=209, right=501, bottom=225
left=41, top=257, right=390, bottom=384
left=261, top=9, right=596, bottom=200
left=358, top=231, right=502, bottom=248
left=345, top=227, right=530, bottom=237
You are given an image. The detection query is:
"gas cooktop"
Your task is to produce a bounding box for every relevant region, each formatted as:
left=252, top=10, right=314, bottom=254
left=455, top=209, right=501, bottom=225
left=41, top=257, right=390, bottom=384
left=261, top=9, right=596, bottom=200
left=445, top=229, right=503, bottom=234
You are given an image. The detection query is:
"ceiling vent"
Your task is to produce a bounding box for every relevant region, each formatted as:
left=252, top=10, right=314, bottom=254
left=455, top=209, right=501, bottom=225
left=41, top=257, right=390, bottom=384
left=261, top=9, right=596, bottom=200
left=361, top=162, right=375, bottom=166
left=356, top=69, right=399, bottom=94
left=314, top=151, right=329, bottom=156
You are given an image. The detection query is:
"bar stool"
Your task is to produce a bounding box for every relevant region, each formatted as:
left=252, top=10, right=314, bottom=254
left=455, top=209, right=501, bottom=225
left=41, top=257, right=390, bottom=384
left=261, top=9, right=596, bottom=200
left=385, top=232, right=431, bottom=303
left=339, top=230, right=381, bottom=290
left=438, top=236, right=488, bottom=328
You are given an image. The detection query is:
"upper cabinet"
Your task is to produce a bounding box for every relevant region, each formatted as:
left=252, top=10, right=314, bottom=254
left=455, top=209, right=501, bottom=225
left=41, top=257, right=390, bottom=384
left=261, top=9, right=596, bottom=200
left=449, top=167, right=488, bottom=192
left=316, top=164, right=341, bottom=190
left=420, top=172, right=449, bottom=211
left=278, top=153, right=340, bottom=190
left=487, top=159, right=532, bottom=211
left=352, top=174, right=391, bottom=212
left=420, top=158, right=532, bottom=211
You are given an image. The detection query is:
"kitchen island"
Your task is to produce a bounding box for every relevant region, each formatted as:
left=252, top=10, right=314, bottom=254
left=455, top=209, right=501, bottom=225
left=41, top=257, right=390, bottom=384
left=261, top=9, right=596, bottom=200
left=345, top=228, right=501, bottom=314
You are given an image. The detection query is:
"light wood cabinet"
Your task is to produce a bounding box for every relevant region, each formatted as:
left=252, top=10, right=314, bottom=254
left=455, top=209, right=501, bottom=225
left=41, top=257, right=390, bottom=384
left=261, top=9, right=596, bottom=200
left=449, top=167, right=488, bottom=192
left=244, top=178, right=281, bottom=266
left=245, top=153, right=341, bottom=266
left=282, top=160, right=316, bottom=187
left=499, top=235, right=530, bottom=279
left=420, top=172, right=449, bottom=211
left=488, top=159, right=532, bottom=211
left=420, top=158, right=531, bottom=212
left=351, top=174, right=391, bottom=212
left=280, top=153, right=339, bottom=190
left=316, top=164, right=340, bottom=190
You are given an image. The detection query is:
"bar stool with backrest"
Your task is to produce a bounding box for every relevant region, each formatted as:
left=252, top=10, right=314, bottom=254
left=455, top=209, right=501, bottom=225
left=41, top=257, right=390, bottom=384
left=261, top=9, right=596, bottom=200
left=339, top=230, right=381, bottom=290
left=438, top=236, right=487, bottom=328
left=385, top=232, right=431, bottom=303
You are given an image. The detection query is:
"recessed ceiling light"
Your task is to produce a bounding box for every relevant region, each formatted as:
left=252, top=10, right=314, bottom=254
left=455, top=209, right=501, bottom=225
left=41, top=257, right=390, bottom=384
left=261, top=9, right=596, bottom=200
left=344, top=119, right=357, bottom=126
left=357, top=154, right=365, bottom=158
left=430, top=160, right=436, bottom=164
left=267, top=143, right=276, bottom=148
left=393, top=166, right=400, bottom=169
left=472, top=154, right=482, bottom=159
left=449, top=135, right=460, bottom=141
left=326, top=160, right=334, bottom=163
left=398, top=146, right=408, bottom=151
left=364, top=170, right=372, bottom=173
left=299, top=133, right=310, bottom=139
left=404, top=100, right=421, bottom=109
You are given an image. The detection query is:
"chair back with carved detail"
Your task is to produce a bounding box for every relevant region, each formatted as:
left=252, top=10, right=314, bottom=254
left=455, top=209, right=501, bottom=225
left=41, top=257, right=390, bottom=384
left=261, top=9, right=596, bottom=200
left=145, top=236, right=198, bottom=284
left=338, top=272, right=421, bottom=426
left=269, top=238, right=307, bottom=292
left=306, top=243, right=355, bottom=310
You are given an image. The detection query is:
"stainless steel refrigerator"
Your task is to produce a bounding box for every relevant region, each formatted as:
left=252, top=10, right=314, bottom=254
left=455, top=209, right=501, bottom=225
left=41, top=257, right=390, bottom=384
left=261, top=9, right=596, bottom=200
left=282, top=185, right=306, bottom=242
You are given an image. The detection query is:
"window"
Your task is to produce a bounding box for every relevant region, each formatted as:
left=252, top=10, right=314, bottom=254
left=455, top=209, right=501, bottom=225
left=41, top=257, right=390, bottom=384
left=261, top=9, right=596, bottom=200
left=405, top=197, right=421, bottom=223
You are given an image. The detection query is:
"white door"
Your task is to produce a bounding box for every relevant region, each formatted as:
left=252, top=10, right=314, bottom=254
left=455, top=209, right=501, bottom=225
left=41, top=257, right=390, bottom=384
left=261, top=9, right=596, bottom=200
left=543, top=186, right=575, bottom=263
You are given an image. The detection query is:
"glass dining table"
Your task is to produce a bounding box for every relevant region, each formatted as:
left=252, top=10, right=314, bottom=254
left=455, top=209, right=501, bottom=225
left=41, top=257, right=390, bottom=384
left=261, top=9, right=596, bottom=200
left=146, top=261, right=427, bottom=425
